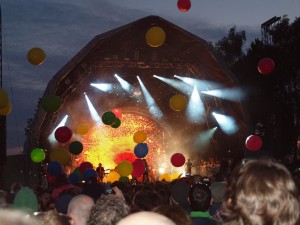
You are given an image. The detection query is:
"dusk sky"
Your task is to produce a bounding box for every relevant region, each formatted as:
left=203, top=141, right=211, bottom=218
left=1, top=0, right=299, bottom=155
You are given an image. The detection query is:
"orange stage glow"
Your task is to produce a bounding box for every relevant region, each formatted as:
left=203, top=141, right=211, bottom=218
left=72, top=113, right=168, bottom=175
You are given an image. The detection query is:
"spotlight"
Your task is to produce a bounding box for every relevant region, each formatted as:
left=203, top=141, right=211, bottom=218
left=174, top=75, right=222, bottom=91
left=85, top=94, right=101, bottom=123
left=137, top=76, right=163, bottom=119
left=90, top=83, right=112, bottom=92
left=212, top=112, right=238, bottom=135
left=115, top=74, right=132, bottom=93
left=193, top=127, right=218, bottom=150
left=153, top=75, right=192, bottom=95
left=48, top=115, right=69, bottom=143
left=159, top=167, right=165, bottom=174
left=201, top=88, right=246, bottom=101
left=186, top=86, right=205, bottom=124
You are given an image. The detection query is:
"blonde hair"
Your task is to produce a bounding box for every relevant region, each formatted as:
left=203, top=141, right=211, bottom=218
left=223, top=158, right=299, bottom=225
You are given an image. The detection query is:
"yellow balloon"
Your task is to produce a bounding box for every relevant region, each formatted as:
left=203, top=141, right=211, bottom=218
left=0, top=88, right=9, bottom=109
left=0, top=101, right=12, bottom=116
left=171, top=173, right=181, bottom=180
left=27, top=47, right=46, bottom=65
left=49, top=147, right=71, bottom=166
left=107, top=171, right=120, bottom=183
left=76, top=123, right=90, bottom=135
left=145, top=26, right=166, bottom=47
left=133, top=130, right=147, bottom=143
left=159, top=173, right=171, bottom=182
left=116, top=161, right=133, bottom=177
left=170, top=94, right=187, bottom=111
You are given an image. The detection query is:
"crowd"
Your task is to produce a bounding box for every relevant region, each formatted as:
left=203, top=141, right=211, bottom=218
left=0, top=157, right=299, bottom=225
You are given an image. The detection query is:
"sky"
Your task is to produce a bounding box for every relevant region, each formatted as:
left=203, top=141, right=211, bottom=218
left=0, top=0, right=299, bottom=155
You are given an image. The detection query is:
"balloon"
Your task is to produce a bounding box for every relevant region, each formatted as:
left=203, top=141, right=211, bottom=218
left=107, top=171, right=120, bottom=183
left=159, top=173, right=171, bottom=182
left=68, top=172, right=80, bottom=185
left=54, top=126, right=72, bottom=143
left=119, top=176, right=129, bottom=182
left=83, top=168, right=98, bottom=182
left=116, top=161, right=133, bottom=177
left=170, top=94, right=187, bottom=111
left=145, top=26, right=166, bottom=48
left=111, top=118, right=121, bottom=128
left=49, top=147, right=71, bottom=166
left=0, top=88, right=9, bottom=109
left=177, top=0, right=191, bottom=12
left=30, top=148, right=45, bottom=163
left=171, top=173, right=181, bottom=180
left=133, top=130, right=147, bottom=143
left=79, top=161, right=93, bottom=173
left=258, top=58, right=275, bottom=75
left=134, top=143, right=149, bottom=158
left=131, top=159, right=146, bottom=178
left=171, top=153, right=186, bottom=167
left=0, top=101, right=12, bottom=116
left=46, top=172, right=57, bottom=184
left=42, top=95, right=61, bottom=113
left=76, top=123, right=89, bottom=135
left=73, top=167, right=83, bottom=181
left=102, top=111, right=116, bottom=125
left=69, top=141, right=83, bottom=155
left=27, top=47, right=46, bottom=65
left=245, top=135, right=263, bottom=151
left=112, top=108, right=122, bottom=119
left=47, top=161, right=62, bottom=176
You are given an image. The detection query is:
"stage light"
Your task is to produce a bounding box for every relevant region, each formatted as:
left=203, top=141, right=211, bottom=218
left=212, top=112, right=238, bottom=135
left=90, top=83, right=112, bottom=92
left=174, top=75, right=222, bottom=92
left=186, top=86, right=205, bottom=124
left=159, top=167, right=165, bottom=174
left=137, top=76, right=163, bottom=119
left=193, top=127, right=217, bottom=150
left=153, top=75, right=192, bottom=95
left=85, top=94, right=101, bottom=123
left=201, top=88, right=246, bottom=101
left=48, top=115, right=69, bottom=144
left=114, top=74, right=132, bottom=93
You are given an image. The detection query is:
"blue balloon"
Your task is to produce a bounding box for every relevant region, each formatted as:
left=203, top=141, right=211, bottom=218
left=48, top=161, right=62, bottom=175
left=83, top=168, right=98, bottom=182
left=68, top=172, right=80, bottom=185
left=134, top=143, right=149, bottom=158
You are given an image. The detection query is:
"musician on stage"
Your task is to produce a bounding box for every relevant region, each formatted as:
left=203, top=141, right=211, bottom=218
left=185, top=159, right=193, bottom=177
left=142, top=159, right=150, bottom=183
left=96, top=163, right=105, bottom=182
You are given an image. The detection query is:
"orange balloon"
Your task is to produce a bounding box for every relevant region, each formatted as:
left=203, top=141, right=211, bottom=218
left=170, top=94, right=187, bottom=111
left=133, top=130, right=147, bottom=143
left=27, top=47, right=46, bottom=65
left=0, top=88, right=9, bottom=109
left=0, top=101, right=12, bottom=116
left=107, top=171, right=120, bottom=183
left=49, top=147, right=71, bottom=166
left=76, top=123, right=90, bottom=135
left=159, top=173, right=171, bottom=182
left=145, top=26, right=166, bottom=47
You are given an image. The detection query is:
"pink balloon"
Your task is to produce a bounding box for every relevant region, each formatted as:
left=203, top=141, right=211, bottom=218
left=245, top=135, right=263, bottom=151
left=131, top=159, right=146, bottom=178
left=112, top=108, right=122, bottom=119
left=177, top=0, right=191, bottom=12
left=258, top=58, right=275, bottom=75
left=54, top=126, right=72, bottom=143
left=171, top=153, right=186, bottom=167
left=79, top=161, right=93, bottom=173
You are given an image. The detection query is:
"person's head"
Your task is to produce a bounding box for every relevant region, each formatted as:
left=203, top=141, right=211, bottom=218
left=210, top=182, right=226, bottom=203
left=87, top=194, right=129, bottom=225
left=153, top=204, right=193, bottom=225
left=131, top=190, right=162, bottom=212
left=36, top=210, right=71, bottom=225
left=223, top=158, right=300, bottom=225
left=189, top=183, right=212, bottom=211
left=68, top=194, right=94, bottom=225
left=0, top=209, right=39, bottom=225
left=116, top=211, right=176, bottom=225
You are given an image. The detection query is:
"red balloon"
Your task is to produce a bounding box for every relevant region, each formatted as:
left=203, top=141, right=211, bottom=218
left=245, top=135, right=263, bottom=151
left=54, top=126, right=72, bottom=143
left=131, top=159, right=146, bottom=178
left=258, top=58, right=275, bottom=75
left=171, top=153, right=186, bottom=167
left=112, top=108, right=122, bottom=119
left=177, top=0, right=191, bottom=12
left=79, top=161, right=93, bottom=173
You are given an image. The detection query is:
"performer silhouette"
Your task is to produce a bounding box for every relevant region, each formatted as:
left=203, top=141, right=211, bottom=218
left=185, top=159, right=193, bottom=177
left=142, top=159, right=150, bottom=183
left=96, top=163, right=105, bottom=182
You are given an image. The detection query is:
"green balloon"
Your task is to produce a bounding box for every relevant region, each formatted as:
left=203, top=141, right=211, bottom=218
left=111, top=118, right=121, bottom=128
left=42, top=95, right=61, bottom=113
left=30, top=148, right=45, bottom=163
left=102, top=111, right=116, bottom=125
left=119, top=176, right=129, bottom=182
left=69, top=141, right=83, bottom=155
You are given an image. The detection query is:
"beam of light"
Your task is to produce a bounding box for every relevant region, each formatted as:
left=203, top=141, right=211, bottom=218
left=193, top=127, right=218, bottom=150
left=137, top=76, right=163, bottom=119
left=174, top=75, right=222, bottom=92
left=90, top=83, right=113, bottom=92
left=114, top=74, right=132, bottom=93
left=153, top=75, right=192, bottom=95
left=201, top=88, right=246, bottom=101
left=212, top=112, right=238, bottom=135
left=186, top=86, right=206, bottom=124
left=48, top=115, right=69, bottom=144
left=84, top=93, right=101, bottom=123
